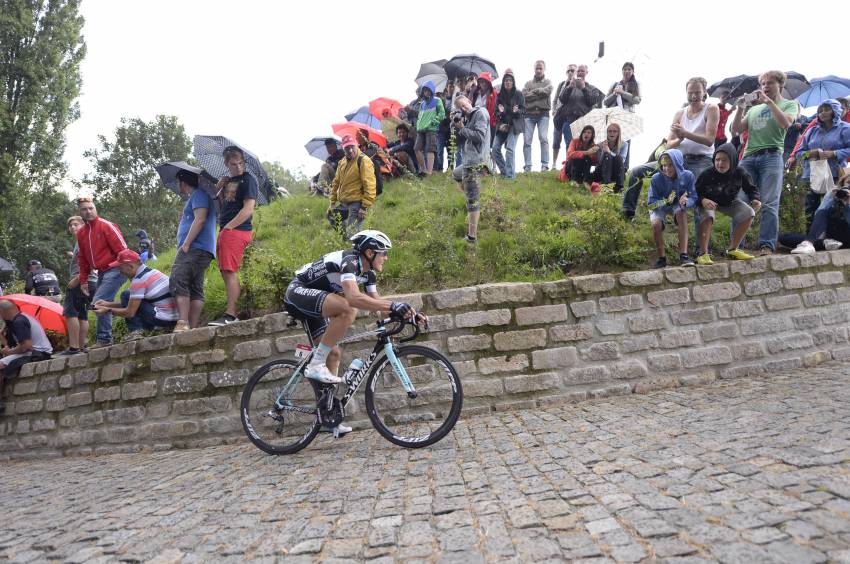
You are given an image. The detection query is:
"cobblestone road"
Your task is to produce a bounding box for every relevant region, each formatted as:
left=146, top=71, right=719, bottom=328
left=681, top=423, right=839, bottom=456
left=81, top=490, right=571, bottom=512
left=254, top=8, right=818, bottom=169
left=3, top=364, right=850, bottom=563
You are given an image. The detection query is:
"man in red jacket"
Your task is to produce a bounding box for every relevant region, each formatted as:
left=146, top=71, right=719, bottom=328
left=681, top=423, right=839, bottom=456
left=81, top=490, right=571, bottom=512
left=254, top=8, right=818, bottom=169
left=76, top=197, right=128, bottom=347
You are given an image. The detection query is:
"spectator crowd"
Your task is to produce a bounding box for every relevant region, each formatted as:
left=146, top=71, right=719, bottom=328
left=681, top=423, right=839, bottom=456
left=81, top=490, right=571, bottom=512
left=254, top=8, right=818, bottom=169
left=2, top=61, right=850, bottom=402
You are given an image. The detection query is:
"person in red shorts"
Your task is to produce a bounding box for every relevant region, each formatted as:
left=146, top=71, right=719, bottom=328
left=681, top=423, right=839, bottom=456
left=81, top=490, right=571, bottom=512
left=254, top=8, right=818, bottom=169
left=209, top=146, right=258, bottom=326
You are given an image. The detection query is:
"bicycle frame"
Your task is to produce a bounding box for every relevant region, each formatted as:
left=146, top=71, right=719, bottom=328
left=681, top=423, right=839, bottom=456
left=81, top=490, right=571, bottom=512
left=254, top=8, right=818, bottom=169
left=274, top=320, right=415, bottom=414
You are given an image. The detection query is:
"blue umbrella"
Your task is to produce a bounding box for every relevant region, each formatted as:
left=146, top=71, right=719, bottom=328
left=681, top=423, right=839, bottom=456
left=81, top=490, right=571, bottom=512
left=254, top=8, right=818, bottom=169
left=796, top=75, right=850, bottom=108
left=345, top=106, right=382, bottom=130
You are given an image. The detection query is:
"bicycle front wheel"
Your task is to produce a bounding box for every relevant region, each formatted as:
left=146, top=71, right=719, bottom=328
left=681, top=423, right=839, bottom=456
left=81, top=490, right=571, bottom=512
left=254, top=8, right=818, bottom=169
left=240, top=358, right=321, bottom=455
left=365, top=345, right=463, bottom=448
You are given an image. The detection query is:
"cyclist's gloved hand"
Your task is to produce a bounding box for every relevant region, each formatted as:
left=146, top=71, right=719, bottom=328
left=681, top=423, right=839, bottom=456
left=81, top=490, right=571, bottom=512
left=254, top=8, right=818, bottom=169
left=390, top=301, right=413, bottom=320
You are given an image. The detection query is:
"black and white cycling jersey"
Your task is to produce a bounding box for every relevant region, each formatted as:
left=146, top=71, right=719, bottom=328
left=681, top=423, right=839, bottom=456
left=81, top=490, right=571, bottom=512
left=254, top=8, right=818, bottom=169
left=294, top=250, right=377, bottom=294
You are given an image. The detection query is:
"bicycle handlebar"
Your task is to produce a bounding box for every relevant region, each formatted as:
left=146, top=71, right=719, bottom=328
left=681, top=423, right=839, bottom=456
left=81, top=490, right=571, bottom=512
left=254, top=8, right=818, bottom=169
left=378, top=315, right=425, bottom=342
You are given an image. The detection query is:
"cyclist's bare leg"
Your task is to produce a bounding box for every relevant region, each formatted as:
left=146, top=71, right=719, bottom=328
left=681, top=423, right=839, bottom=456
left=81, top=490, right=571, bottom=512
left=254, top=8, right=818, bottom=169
left=318, top=294, right=357, bottom=374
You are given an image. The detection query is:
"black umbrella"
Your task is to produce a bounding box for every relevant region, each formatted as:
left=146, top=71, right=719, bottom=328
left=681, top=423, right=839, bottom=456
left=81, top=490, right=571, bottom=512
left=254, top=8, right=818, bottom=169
left=708, top=72, right=810, bottom=100
left=155, top=161, right=219, bottom=199
left=192, top=135, right=272, bottom=205
left=0, top=257, right=14, bottom=274
left=443, top=54, right=498, bottom=80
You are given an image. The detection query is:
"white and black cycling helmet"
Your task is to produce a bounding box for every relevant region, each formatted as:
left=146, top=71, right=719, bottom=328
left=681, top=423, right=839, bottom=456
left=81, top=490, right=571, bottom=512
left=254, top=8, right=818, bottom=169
left=350, top=230, right=393, bottom=253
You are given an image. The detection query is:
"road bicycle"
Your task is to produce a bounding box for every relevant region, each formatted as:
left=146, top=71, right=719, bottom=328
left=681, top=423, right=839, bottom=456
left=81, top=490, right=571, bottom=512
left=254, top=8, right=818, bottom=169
left=240, top=315, right=463, bottom=454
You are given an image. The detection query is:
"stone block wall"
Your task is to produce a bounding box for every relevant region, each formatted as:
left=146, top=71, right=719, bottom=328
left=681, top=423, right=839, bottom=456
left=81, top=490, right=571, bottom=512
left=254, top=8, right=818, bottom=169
left=4, top=251, right=850, bottom=459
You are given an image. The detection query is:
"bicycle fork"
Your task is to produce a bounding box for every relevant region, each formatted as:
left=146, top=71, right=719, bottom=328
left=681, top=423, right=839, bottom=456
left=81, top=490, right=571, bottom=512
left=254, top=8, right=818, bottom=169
left=383, top=343, right=417, bottom=399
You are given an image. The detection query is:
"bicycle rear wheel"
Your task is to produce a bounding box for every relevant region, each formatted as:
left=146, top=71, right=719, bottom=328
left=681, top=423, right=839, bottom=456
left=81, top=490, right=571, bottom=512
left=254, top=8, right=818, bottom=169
left=240, top=358, right=321, bottom=455
left=365, top=345, right=463, bottom=448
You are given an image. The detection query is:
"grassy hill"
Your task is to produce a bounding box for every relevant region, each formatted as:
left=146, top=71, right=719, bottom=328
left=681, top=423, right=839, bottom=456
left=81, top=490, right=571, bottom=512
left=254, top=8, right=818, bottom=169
left=149, top=169, right=808, bottom=320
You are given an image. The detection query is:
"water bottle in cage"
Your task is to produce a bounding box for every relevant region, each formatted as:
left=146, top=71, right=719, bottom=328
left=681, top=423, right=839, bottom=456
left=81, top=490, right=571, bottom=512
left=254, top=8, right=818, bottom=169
left=342, top=358, right=364, bottom=385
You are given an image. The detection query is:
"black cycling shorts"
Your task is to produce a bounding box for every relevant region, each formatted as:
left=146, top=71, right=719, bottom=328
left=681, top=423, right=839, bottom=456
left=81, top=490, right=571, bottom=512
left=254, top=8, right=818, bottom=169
left=283, top=281, right=329, bottom=340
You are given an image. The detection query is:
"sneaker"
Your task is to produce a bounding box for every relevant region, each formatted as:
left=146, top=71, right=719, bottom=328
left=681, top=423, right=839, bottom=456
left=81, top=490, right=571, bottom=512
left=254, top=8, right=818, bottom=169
left=58, top=348, right=80, bottom=356
left=790, top=241, right=815, bottom=255
left=464, top=234, right=477, bottom=244
left=208, top=314, right=238, bottom=327
left=173, top=320, right=190, bottom=333
left=824, top=238, right=844, bottom=251
left=123, top=330, right=144, bottom=342
left=696, top=254, right=714, bottom=266
left=320, top=423, right=352, bottom=437
left=756, top=246, right=774, bottom=256
left=726, top=248, right=755, bottom=260
left=680, top=254, right=695, bottom=267
left=541, top=166, right=549, bottom=172
left=89, top=341, right=111, bottom=350
left=589, top=182, right=601, bottom=194
left=304, top=364, right=342, bottom=384
left=653, top=256, right=667, bottom=269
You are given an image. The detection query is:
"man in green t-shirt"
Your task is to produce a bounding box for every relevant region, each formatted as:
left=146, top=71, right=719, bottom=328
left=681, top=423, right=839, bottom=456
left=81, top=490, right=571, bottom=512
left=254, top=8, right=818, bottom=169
left=731, top=70, right=800, bottom=255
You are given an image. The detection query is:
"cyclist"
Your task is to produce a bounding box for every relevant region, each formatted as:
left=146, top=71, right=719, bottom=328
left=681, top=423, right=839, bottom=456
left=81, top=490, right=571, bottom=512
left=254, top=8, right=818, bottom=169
left=284, top=230, right=421, bottom=391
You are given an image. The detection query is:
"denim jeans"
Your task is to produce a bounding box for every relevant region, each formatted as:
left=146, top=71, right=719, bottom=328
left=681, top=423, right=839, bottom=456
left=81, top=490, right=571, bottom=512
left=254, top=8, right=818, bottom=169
left=435, top=134, right=446, bottom=172
left=120, top=290, right=176, bottom=332
left=737, top=151, right=784, bottom=250
left=622, top=163, right=657, bottom=216
left=491, top=130, right=518, bottom=178
left=93, top=267, right=126, bottom=343
left=523, top=115, right=550, bottom=171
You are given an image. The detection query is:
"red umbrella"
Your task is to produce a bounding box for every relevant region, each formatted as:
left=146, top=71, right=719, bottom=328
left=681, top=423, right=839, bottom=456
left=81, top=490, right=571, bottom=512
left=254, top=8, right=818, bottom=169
left=2, top=294, right=67, bottom=335
left=332, top=123, right=388, bottom=148
left=369, top=97, right=403, bottom=119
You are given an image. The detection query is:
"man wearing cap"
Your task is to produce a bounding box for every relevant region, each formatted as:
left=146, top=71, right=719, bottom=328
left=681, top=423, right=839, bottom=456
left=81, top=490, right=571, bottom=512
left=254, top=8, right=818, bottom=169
left=171, top=170, right=217, bottom=332
left=93, top=249, right=178, bottom=341
left=0, top=299, right=53, bottom=413
left=75, top=197, right=128, bottom=347
left=327, top=134, right=376, bottom=236
left=24, top=260, right=61, bottom=299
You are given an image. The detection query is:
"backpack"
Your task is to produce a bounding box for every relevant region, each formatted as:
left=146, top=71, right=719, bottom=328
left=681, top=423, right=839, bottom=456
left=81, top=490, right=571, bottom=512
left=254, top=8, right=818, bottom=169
left=356, top=154, right=383, bottom=196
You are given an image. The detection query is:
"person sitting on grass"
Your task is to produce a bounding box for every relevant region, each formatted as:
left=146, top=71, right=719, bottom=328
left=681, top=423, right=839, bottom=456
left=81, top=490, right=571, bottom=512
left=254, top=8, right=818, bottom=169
left=694, top=143, right=762, bottom=264
left=562, top=125, right=599, bottom=190
left=93, top=250, right=178, bottom=341
left=648, top=149, right=697, bottom=268
left=781, top=187, right=850, bottom=254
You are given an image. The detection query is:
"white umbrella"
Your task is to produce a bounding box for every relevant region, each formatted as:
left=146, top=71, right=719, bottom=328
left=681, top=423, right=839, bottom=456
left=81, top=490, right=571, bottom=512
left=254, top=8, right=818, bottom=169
left=570, top=108, right=644, bottom=143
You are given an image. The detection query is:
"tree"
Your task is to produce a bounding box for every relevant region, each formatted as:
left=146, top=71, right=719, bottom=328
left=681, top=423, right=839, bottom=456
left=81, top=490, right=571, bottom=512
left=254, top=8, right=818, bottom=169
left=0, top=0, right=86, bottom=196
left=0, top=0, right=85, bottom=282
left=81, top=115, right=192, bottom=253
left=262, top=160, right=308, bottom=194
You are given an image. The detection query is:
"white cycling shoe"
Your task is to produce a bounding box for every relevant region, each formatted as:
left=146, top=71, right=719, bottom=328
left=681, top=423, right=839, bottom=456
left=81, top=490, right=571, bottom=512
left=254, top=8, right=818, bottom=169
left=321, top=423, right=352, bottom=437
left=305, top=364, right=342, bottom=384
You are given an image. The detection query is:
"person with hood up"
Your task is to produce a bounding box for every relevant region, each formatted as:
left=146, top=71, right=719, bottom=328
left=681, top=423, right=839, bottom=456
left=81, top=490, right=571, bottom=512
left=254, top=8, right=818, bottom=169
left=786, top=99, right=850, bottom=234
left=695, top=144, right=762, bottom=265
left=492, top=69, right=525, bottom=179
left=414, top=80, right=446, bottom=177
left=136, top=229, right=156, bottom=263
left=648, top=149, right=698, bottom=268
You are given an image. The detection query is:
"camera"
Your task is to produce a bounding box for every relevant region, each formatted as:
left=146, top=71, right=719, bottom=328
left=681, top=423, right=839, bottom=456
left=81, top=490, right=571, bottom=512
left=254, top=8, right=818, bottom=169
left=836, top=188, right=850, bottom=201
left=743, top=91, right=759, bottom=105
left=450, top=110, right=464, bottom=124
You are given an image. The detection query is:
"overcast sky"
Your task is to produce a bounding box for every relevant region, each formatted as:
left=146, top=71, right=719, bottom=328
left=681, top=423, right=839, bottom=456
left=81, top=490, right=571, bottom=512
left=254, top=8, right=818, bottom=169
left=62, top=0, right=846, bottom=194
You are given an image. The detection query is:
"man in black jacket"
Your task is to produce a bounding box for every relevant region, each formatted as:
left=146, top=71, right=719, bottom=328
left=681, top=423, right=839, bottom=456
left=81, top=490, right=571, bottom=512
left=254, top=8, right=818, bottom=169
left=24, top=260, right=60, bottom=298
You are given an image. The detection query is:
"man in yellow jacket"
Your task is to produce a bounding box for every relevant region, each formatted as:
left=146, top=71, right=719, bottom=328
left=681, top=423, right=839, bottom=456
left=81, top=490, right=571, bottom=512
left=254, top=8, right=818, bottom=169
left=327, top=134, right=377, bottom=236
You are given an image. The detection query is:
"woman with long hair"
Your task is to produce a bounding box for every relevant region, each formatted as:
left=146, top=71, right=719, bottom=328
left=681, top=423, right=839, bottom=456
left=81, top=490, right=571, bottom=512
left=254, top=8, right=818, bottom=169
left=562, top=125, right=598, bottom=187
left=604, top=62, right=641, bottom=167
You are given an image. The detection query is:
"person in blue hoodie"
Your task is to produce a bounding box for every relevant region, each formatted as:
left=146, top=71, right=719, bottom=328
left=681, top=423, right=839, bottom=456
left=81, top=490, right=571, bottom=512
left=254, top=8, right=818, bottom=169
left=786, top=99, right=850, bottom=233
left=648, top=149, right=697, bottom=268
left=414, top=80, right=446, bottom=177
